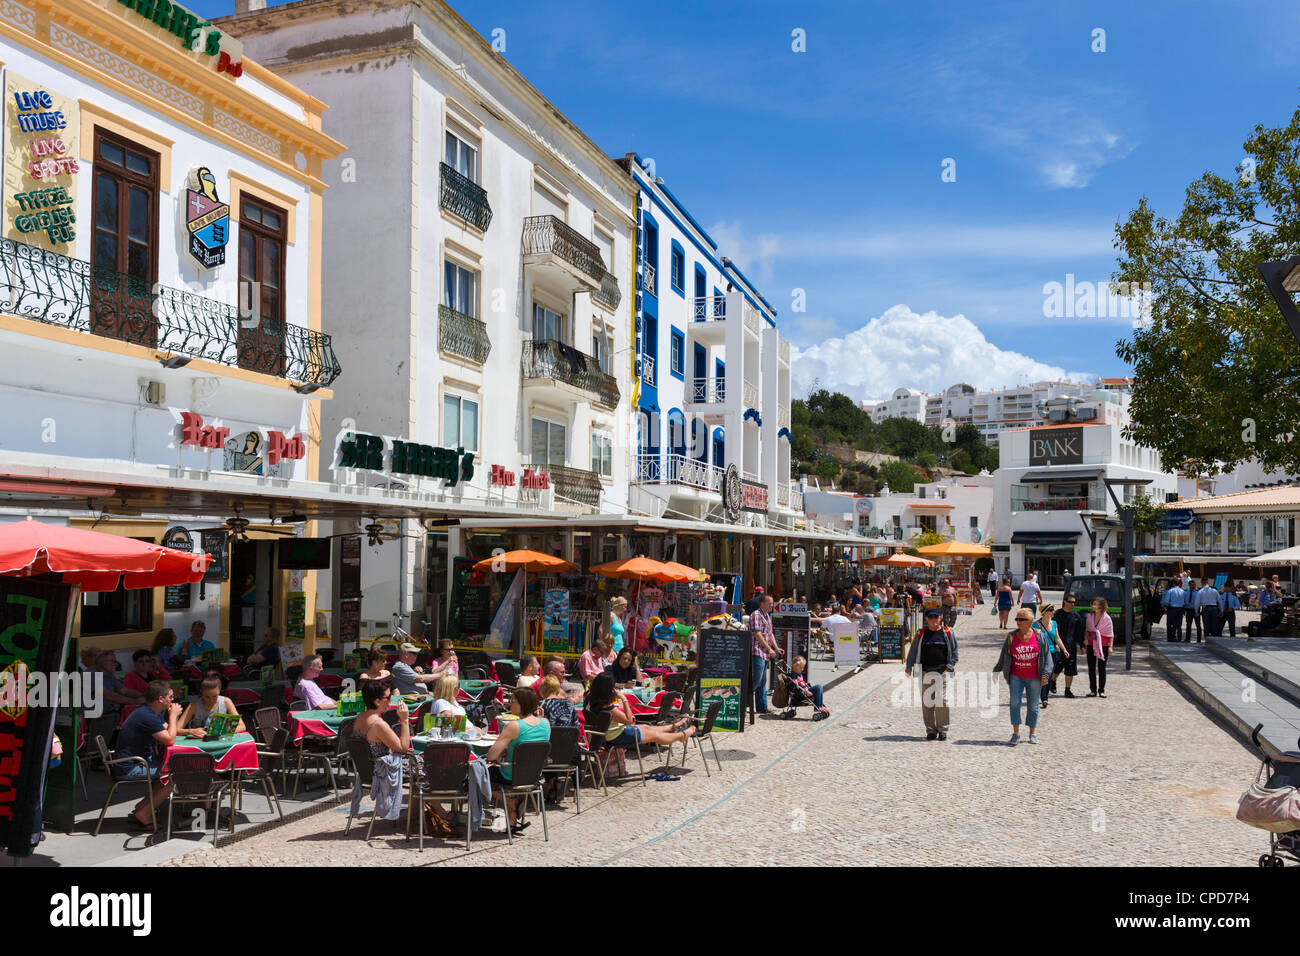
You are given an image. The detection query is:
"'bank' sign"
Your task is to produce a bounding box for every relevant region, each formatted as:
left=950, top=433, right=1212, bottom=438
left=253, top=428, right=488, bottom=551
left=1029, top=426, right=1083, bottom=466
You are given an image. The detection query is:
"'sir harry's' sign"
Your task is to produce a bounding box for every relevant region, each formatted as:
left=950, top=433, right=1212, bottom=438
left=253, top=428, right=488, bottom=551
left=1029, top=426, right=1084, bottom=467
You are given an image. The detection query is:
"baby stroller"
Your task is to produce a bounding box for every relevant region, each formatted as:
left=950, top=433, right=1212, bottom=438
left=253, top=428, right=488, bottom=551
left=771, top=658, right=829, bottom=721
left=1239, top=724, right=1300, bottom=867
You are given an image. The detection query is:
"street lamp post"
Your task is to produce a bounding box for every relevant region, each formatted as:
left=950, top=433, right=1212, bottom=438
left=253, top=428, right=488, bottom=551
left=1103, top=477, right=1152, bottom=671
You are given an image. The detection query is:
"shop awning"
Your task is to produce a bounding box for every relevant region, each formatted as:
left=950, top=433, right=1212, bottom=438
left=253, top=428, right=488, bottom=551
left=906, top=502, right=954, bottom=509
left=1018, top=469, right=1104, bottom=483
left=1135, top=554, right=1252, bottom=564
left=1010, top=531, right=1081, bottom=544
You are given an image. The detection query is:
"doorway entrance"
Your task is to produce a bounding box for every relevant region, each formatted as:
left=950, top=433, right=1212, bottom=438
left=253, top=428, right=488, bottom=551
left=229, top=539, right=276, bottom=658
left=1025, top=546, right=1072, bottom=590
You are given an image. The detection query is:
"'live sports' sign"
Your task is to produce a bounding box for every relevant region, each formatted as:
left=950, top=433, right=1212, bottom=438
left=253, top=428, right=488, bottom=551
left=1029, top=426, right=1083, bottom=466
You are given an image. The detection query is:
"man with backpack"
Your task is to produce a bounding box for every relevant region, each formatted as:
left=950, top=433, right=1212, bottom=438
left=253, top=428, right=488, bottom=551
left=904, top=607, right=959, bottom=741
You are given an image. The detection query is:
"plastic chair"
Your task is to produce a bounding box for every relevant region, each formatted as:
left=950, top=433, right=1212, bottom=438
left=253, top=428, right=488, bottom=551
left=344, top=736, right=403, bottom=840
left=686, top=700, right=724, bottom=776
left=409, top=742, right=472, bottom=851
left=91, top=735, right=156, bottom=836
left=662, top=671, right=687, bottom=693
left=254, top=707, right=283, bottom=745
left=578, top=709, right=610, bottom=796
left=294, top=717, right=353, bottom=800
left=237, top=727, right=287, bottom=821
left=494, top=661, right=518, bottom=687
left=496, top=740, right=551, bottom=844
left=540, top=725, right=582, bottom=813
left=463, top=667, right=488, bottom=681
left=166, top=752, right=231, bottom=846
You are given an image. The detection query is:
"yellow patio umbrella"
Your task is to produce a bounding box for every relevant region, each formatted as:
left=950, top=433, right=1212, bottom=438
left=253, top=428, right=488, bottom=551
left=915, top=541, right=992, bottom=559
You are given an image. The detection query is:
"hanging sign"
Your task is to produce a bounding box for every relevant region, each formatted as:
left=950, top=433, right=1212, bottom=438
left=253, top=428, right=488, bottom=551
left=162, top=526, right=195, bottom=611
left=184, top=167, right=229, bottom=268
left=740, top=480, right=768, bottom=513
left=4, top=73, right=79, bottom=251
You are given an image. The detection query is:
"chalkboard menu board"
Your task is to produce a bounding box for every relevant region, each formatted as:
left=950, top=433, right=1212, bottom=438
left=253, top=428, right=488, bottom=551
left=771, top=610, right=810, bottom=665
left=200, top=530, right=228, bottom=582
left=164, top=583, right=192, bottom=610
left=339, top=536, right=361, bottom=601
left=338, top=599, right=361, bottom=645
left=163, top=526, right=195, bottom=610
left=458, top=584, right=491, bottom=635
left=695, top=626, right=751, bottom=733
left=878, top=625, right=905, bottom=661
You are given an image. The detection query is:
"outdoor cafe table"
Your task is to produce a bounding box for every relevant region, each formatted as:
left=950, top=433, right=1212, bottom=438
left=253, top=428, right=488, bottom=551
left=227, top=680, right=289, bottom=707
left=458, top=680, right=501, bottom=704
left=411, top=733, right=496, bottom=756
left=163, top=732, right=258, bottom=828
left=290, top=697, right=433, bottom=742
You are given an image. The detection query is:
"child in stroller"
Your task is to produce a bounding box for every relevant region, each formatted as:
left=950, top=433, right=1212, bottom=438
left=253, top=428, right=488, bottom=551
left=772, top=656, right=830, bottom=721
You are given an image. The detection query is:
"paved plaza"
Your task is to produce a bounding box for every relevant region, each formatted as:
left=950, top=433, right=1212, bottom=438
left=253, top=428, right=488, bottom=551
left=165, top=600, right=1267, bottom=867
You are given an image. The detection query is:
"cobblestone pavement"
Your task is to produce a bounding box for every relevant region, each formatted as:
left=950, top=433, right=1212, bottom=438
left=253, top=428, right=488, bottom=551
left=166, top=602, right=1266, bottom=866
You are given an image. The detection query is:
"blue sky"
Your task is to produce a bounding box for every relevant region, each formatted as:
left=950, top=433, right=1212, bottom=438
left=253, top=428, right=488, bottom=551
left=199, top=0, right=1300, bottom=401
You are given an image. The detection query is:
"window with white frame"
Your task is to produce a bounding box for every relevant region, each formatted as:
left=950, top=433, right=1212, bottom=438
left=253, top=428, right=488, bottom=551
left=591, top=432, right=612, bottom=477
left=443, top=260, right=477, bottom=316
left=445, top=129, right=478, bottom=182
left=532, top=303, right=566, bottom=343
left=592, top=328, right=611, bottom=372
left=531, top=417, right=566, bottom=467
left=442, top=393, right=479, bottom=453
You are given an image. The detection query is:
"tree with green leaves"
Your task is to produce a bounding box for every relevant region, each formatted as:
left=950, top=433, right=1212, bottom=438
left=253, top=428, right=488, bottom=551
left=1113, top=105, right=1300, bottom=475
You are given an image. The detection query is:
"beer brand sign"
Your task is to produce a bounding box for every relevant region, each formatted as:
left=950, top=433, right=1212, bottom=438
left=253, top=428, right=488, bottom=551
left=1029, top=426, right=1084, bottom=467
left=4, top=74, right=78, bottom=251
left=113, top=0, right=245, bottom=77
left=332, top=429, right=473, bottom=487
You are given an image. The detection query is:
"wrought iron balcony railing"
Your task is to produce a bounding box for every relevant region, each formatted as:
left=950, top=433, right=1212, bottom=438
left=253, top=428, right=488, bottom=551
left=643, top=261, right=656, bottom=297
left=521, top=338, right=620, bottom=409
left=689, top=376, right=725, bottom=404
left=0, top=237, right=341, bottom=387
left=438, top=304, right=491, bottom=364
left=691, top=295, right=725, bottom=322
left=439, top=162, right=493, bottom=231
left=521, top=215, right=605, bottom=283
left=535, top=461, right=603, bottom=510
left=593, top=270, right=621, bottom=311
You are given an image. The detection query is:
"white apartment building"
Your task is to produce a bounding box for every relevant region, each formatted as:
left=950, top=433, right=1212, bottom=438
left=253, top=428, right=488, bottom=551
left=867, top=387, right=927, bottom=424
left=860, top=474, right=995, bottom=546
left=0, top=0, right=343, bottom=657
left=991, top=405, right=1177, bottom=587
left=620, top=156, right=800, bottom=526
left=227, top=0, right=637, bottom=632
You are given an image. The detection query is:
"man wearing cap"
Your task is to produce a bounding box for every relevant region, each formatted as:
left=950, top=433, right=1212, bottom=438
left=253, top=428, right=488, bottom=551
left=390, top=643, right=438, bottom=695
left=904, top=607, right=958, bottom=741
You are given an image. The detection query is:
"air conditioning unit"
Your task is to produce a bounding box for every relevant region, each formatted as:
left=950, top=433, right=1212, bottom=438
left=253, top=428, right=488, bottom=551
left=1075, top=406, right=1097, bottom=420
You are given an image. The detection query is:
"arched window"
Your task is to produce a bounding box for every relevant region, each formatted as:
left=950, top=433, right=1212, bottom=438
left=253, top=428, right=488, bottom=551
left=667, top=408, right=686, bottom=460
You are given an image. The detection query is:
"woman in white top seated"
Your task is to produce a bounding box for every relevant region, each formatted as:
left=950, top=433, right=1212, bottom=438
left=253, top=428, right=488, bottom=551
left=430, top=674, right=467, bottom=723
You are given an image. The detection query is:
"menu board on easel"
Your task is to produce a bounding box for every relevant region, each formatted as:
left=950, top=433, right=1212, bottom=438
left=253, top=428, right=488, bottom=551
left=695, top=626, right=750, bottom=733
left=877, top=606, right=905, bottom=660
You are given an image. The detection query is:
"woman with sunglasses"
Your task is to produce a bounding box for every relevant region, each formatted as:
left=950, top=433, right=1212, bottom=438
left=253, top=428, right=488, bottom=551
left=994, top=608, right=1053, bottom=745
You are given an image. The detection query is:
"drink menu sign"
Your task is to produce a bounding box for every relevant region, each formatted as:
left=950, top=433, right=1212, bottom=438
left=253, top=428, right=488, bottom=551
left=695, top=626, right=751, bottom=733
left=4, top=72, right=79, bottom=252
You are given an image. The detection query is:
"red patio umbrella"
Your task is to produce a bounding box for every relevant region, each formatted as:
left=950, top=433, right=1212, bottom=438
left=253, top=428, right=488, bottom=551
left=0, top=518, right=211, bottom=591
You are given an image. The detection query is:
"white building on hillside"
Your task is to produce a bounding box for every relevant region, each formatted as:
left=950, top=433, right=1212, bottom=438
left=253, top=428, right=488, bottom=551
left=867, top=387, right=928, bottom=424
left=862, top=474, right=995, bottom=546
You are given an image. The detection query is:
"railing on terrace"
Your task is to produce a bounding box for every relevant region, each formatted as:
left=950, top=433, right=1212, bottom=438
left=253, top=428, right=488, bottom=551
left=593, top=270, right=621, bottom=311
left=776, top=482, right=790, bottom=507
left=439, top=162, right=493, bottom=231
left=634, top=453, right=724, bottom=493
left=689, top=376, right=725, bottom=404
left=743, top=380, right=759, bottom=409
left=641, top=353, right=655, bottom=386
left=743, top=300, right=760, bottom=334
left=521, top=338, right=620, bottom=409
left=643, top=260, right=657, bottom=297
left=777, top=405, right=791, bottom=430
left=1010, top=488, right=1107, bottom=512
left=438, top=305, right=491, bottom=364
left=0, top=237, right=340, bottom=387
left=778, top=337, right=790, bottom=364
left=536, top=462, right=603, bottom=510
left=691, top=295, right=725, bottom=322
left=521, top=215, right=605, bottom=283
left=790, top=484, right=803, bottom=511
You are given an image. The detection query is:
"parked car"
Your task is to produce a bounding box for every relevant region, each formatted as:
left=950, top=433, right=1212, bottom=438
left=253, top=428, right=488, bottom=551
left=1062, top=574, right=1156, bottom=644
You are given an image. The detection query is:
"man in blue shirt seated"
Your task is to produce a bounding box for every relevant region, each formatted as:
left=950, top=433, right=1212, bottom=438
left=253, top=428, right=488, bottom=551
left=177, top=621, right=215, bottom=660
left=113, top=680, right=181, bottom=830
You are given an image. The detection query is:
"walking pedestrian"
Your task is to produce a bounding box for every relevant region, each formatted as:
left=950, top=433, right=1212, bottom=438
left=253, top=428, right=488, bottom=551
left=750, top=593, right=779, bottom=714
left=1220, top=582, right=1240, bottom=637
left=996, top=576, right=1015, bottom=628
left=1017, top=571, right=1041, bottom=616
left=1084, top=597, right=1114, bottom=698
left=904, top=607, right=958, bottom=741
left=1193, top=579, right=1219, bottom=643
left=939, top=579, right=958, bottom=630
left=1052, top=595, right=1084, bottom=698
left=1032, top=603, right=1069, bottom=708
left=993, top=608, right=1052, bottom=745
left=1160, top=578, right=1187, bottom=642
left=987, top=567, right=999, bottom=599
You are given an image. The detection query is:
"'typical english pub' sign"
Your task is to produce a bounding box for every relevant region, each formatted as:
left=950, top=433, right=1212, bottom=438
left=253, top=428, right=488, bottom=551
left=1029, top=426, right=1084, bottom=467
left=3, top=73, right=78, bottom=251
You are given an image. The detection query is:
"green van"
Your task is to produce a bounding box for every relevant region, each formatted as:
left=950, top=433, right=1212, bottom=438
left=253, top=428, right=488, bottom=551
left=1062, top=574, right=1156, bottom=644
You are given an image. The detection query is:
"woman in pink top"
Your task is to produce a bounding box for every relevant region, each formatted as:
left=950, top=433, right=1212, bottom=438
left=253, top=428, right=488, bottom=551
left=1084, top=597, right=1114, bottom=698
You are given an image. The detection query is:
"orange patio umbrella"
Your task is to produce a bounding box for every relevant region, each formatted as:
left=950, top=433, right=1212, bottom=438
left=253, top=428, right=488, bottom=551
left=915, top=541, right=991, bottom=559
left=0, top=518, right=211, bottom=591
left=886, top=553, right=935, bottom=567
left=589, top=556, right=689, bottom=582
left=471, top=549, right=576, bottom=574
left=660, top=561, right=706, bottom=582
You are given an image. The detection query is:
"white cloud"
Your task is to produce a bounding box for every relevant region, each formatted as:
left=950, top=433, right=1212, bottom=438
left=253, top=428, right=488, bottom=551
left=791, top=304, right=1094, bottom=402
left=708, top=220, right=782, bottom=284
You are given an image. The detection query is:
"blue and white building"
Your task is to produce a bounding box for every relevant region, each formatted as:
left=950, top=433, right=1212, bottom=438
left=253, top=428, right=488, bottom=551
left=617, top=155, right=799, bottom=526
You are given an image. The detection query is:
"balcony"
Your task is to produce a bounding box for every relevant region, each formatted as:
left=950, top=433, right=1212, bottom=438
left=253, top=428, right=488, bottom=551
left=522, top=215, right=605, bottom=290
left=537, top=462, right=602, bottom=510
left=643, top=261, right=657, bottom=297
left=743, top=380, right=759, bottom=410
left=438, top=304, right=491, bottom=364
left=790, top=484, right=803, bottom=512
left=0, top=237, right=340, bottom=387
left=688, top=376, right=725, bottom=404
left=439, top=162, right=492, bottom=231
left=778, top=336, right=790, bottom=365
left=521, top=338, right=619, bottom=410
left=743, top=300, right=761, bottom=336
left=777, top=405, right=791, bottom=430
left=635, top=453, right=724, bottom=494
left=691, top=295, right=725, bottom=322
left=776, top=482, right=790, bottom=507
left=1010, top=488, right=1107, bottom=512
left=641, top=353, right=655, bottom=386
left=593, top=270, right=621, bottom=311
